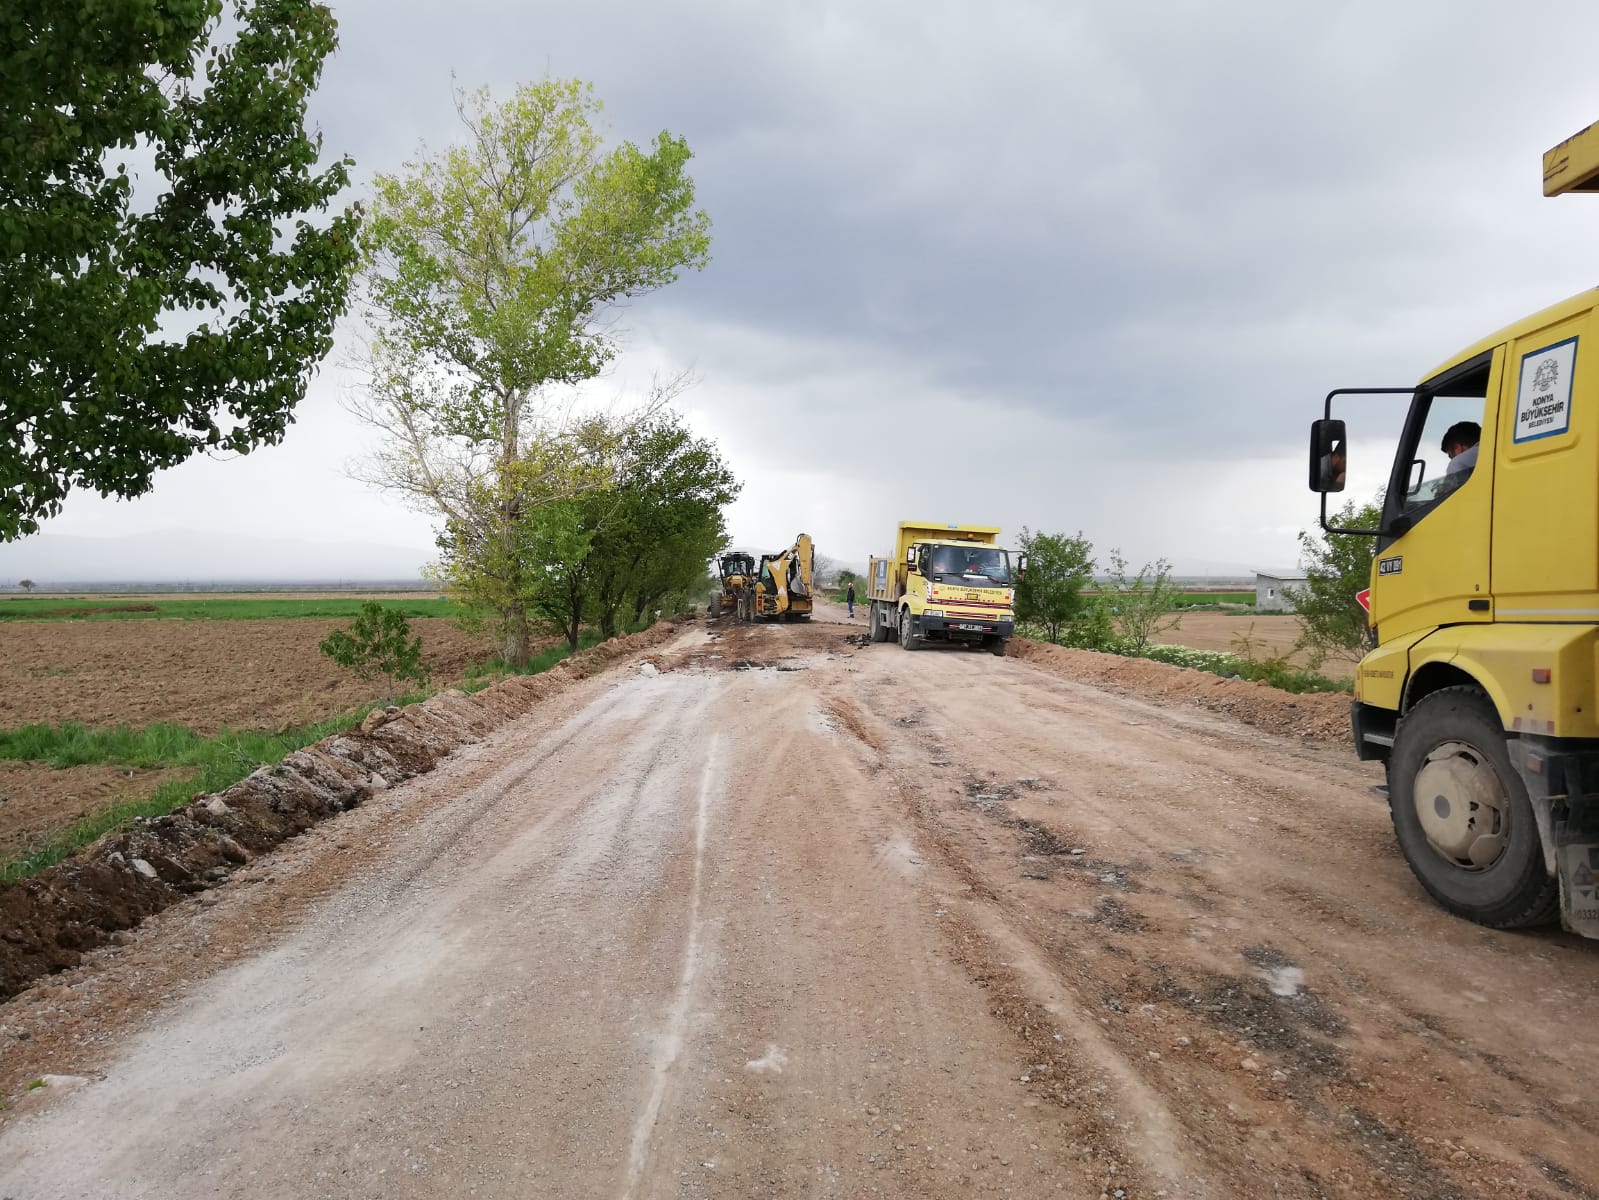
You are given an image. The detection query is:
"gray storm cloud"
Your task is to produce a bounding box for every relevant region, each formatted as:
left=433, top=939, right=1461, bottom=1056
left=8, top=0, right=1599, bottom=579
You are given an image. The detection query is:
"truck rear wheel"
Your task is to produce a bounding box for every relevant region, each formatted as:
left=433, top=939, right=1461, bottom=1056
left=1387, top=686, right=1557, bottom=929
left=868, top=605, right=889, bottom=643
left=898, top=609, right=921, bottom=651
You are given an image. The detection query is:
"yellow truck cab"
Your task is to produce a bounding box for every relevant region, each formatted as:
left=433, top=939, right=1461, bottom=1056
left=1307, top=121, right=1599, bottom=937
left=866, top=522, right=1024, bottom=655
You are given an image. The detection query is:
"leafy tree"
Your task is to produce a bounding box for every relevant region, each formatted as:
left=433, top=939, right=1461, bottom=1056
left=319, top=601, right=430, bottom=700
left=1098, top=550, right=1182, bottom=652
left=426, top=416, right=618, bottom=652
left=518, top=499, right=597, bottom=654
left=1288, top=496, right=1383, bottom=668
left=594, top=418, right=738, bottom=634
left=540, top=415, right=736, bottom=648
left=1, top=0, right=359, bottom=541
left=17, top=580, right=35, bottom=593
left=810, top=554, right=844, bottom=589
left=349, top=78, right=711, bottom=664
left=1014, top=528, right=1095, bottom=645
left=432, top=414, right=738, bottom=653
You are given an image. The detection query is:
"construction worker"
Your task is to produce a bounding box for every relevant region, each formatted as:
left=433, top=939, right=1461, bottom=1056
left=845, top=580, right=856, bottom=618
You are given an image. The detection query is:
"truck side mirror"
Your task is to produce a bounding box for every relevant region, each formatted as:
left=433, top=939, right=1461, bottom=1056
left=906, top=546, right=918, bottom=567
left=1309, top=418, right=1347, bottom=493
left=1015, top=553, right=1028, bottom=581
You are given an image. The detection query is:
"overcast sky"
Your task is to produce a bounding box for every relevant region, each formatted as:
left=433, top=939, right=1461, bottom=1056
left=7, top=0, right=1599, bottom=581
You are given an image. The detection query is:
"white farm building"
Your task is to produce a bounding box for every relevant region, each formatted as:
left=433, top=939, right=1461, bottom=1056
left=1254, top=571, right=1308, bottom=613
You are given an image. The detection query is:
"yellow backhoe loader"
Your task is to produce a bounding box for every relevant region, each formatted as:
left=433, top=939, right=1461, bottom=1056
left=740, top=534, right=814, bottom=622
left=708, top=552, right=755, bottom=620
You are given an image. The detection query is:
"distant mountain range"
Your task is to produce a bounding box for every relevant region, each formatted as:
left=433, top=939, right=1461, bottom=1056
left=0, top=530, right=437, bottom=587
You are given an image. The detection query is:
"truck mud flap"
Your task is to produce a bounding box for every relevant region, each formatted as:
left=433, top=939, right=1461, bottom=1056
left=1556, top=804, right=1599, bottom=938
left=1511, top=737, right=1599, bottom=938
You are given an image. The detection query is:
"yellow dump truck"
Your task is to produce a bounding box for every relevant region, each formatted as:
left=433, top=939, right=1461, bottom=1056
left=1306, top=118, right=1599, bottom=938
left=744, top=533, right=814, bottom=622
left=866, top=522, right=1023, bottom=655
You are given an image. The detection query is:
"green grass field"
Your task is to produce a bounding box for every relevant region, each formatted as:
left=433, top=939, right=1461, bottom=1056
left=0, top=705, right=426, bottom=883
left=1169, top=591, right=1253, bottom=606
left=0, top=596, right=463, bottom=622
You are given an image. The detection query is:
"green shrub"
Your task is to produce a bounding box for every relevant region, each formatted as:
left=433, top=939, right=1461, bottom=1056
left=318, top=601, right=429, bottom=698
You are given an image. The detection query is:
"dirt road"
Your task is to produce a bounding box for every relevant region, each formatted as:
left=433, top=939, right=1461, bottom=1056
left=2, top=607, right=1596, bottom=1198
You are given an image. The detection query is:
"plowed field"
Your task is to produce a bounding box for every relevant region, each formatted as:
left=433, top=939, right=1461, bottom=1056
left=0, top=617, right=499, bottom=734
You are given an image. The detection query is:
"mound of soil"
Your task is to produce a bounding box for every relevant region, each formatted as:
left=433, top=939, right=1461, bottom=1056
left=1009, top=639, right=1351, bottom=741
left=0, top=620, right=687, bottom=1002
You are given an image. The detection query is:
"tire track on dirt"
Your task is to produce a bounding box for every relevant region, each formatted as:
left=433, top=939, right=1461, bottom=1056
left=832, top=641, right=1599, bottom=1199
left=621, top=733, right=723, bottom=1198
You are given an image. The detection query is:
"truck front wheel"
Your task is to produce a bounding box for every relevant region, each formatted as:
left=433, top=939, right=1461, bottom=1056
left=1387, top=686, right=1557, bottom=929
left=899, top=610, right=921, bottom=651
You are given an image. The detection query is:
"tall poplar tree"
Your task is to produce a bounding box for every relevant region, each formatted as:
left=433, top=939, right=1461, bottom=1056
left=351, top=79, right=711, bottom=664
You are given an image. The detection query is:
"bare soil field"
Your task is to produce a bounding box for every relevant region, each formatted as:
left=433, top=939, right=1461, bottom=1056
left=0, top=617, right=499, bottom=735
left=0, top=617, right=509, bottom=859
left=2, top=608, right=1594, bottom=1198
left=1156, top=611, right=1359, bottom=680
left=0, top=763, right=193, bottom=860
left=9, top=590, right=438, bottom=602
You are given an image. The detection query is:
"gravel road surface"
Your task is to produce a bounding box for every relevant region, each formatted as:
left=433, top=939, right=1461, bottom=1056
left=2, top=606, right=1595, bottom=1199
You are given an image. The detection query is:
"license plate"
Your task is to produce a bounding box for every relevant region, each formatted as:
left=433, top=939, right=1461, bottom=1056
left=957, top=623, right=986, bottom=632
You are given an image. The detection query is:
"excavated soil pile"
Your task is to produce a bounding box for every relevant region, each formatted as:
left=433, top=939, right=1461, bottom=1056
left=1009, top=639, right=1351, bottom=741
left=0, top=621, right=685, bottom=1002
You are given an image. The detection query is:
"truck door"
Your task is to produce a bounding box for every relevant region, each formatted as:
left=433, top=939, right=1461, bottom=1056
left=1491, top=310, right=1594, bottom=617
left=1370, top=349, right=1501, bottom=643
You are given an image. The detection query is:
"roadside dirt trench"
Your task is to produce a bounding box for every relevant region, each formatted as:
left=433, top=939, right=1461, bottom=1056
left=2, top=605, right=1596, bottom=1199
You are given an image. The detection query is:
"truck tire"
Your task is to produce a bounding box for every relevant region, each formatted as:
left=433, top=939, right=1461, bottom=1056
left=1387, top=686, right=1557, bottom=929
left=899, top=609, right=921, bottom=651
left=988, top=636, right=1007, bottom=657
left=868, top=604, right=889, bottom=643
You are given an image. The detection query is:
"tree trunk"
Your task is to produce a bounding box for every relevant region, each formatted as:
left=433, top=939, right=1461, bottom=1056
left=565, top=589, right=583, bottom=653
left=497, top=389, right=528, bottom=664
left=502, top=601, right=530, bottom=666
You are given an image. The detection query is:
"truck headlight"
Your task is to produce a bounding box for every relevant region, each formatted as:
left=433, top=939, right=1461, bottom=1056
left=924, top=608, right=943, bottom=617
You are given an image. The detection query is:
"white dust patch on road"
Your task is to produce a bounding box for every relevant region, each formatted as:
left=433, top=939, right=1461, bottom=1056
left=743, top=1045, right=789, bottom=1074
left=620, top=734, right=723, bottom=1200
left=876, top=836, right=926, bottom=878
left=1265, top=966, right=1305, bottom=997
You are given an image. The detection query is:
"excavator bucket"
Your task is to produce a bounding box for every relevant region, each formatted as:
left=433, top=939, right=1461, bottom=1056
left=790, top=534, right=813, bottom=598
left=1544, top=120, right=1599, bottom=195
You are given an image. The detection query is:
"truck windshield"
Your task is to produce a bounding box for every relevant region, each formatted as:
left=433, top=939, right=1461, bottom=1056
left=927, top=545, right=1011, bottom=584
